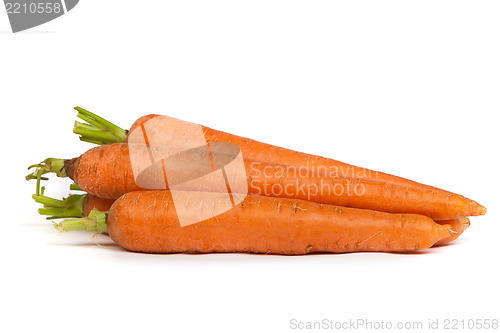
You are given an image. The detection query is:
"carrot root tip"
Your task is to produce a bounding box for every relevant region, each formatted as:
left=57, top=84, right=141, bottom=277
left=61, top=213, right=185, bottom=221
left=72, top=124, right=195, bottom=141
left=469, top=201, right=487, bottom=216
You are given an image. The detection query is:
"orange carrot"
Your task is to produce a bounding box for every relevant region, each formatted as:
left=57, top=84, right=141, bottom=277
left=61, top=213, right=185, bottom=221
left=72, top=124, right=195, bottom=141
left=71, top=107, right=485, bottom=216
left=65, top=192, right=472, bottom=245
left=55, top=190, right=453, bottom=254
left=129, top=115, right=483, bottom=205
left=30, top=143, right=479, bottom=220
left=434, top=217, right=470, bottom=245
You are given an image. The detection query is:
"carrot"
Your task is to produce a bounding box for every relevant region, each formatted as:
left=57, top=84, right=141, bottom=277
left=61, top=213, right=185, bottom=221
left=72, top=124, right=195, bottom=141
left=54, top=190, right=453, bottom=254
left=434, top=217, right=470, bottom=245
left=71, top=107, right=486, bottom=217
left=53, top=190, right=472, bottom=246
left=30, top=143, right=481, bottom=220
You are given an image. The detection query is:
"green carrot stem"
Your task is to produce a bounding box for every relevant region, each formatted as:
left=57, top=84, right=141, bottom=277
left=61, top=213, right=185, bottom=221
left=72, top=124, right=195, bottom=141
left=70, top=184, right=83, bottom=191
left=32, top=194, right=65, bottom=207
left=73, top=124, right=120, bottom=143
left=25, top=175, right=49, bottom=181
left=75, top=113, right=106, bottom=130
left=38, top=207, right=83, bottom=218
left=78, top=137, right=109, bottom=145
left=75, top=107, right=122, bottom=132
left=26, top=158, right=67, bottom=179
left=73, top=121, right=96, bottom=131
left=55, top=209, right=108, bottom=233
left=73, top=106, right=127, bottom=145
left=26, top=158, right=68, bottom=195
left=32, top=188, right=86, bottom=219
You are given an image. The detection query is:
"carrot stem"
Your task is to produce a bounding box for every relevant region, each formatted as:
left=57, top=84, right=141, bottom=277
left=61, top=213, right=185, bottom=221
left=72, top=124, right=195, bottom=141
left=25, top=158, right=67, bottom=179
left=76, top=113, right=107, bottom=130
left=32, top=186, right=85, bottom=219
left=70, top=184, right=83, bottom=191
left=75, top=106, right=122, bottom=131
left=74, top=121, right=122, bottom=144
left=73, top=106, right=127, bottom=145
left=38, top=207, right=83, bottom=218
left=55, top=209, right=108, bottom=233
left=26, top=158, right=67, bottom=195
left=32, top=194, right=65, bottom=207
left=78, top=137, right=109, bottom=145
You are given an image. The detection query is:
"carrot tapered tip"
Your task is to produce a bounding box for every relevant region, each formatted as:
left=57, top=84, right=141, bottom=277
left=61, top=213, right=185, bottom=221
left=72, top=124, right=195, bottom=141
left=470, top=201, right=487, bottom=216
left=432, top=223, right=454, bottom=244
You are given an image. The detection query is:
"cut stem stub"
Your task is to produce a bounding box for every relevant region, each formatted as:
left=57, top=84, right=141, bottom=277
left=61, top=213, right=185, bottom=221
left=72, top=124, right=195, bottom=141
left=55, top=209, right=108, bottom=233
left=73, top=106, right=127, bottom=145
left=32, top=186, right=85, bottom=219
left=26, top=158, right=68, bottom=195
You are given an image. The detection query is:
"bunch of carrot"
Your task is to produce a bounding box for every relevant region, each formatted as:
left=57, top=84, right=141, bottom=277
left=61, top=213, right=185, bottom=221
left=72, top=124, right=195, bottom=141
left=27, top=107, right=486, bottom=254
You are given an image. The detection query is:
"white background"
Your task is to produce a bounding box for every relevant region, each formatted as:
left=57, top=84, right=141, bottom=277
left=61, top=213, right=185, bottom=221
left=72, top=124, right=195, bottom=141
left=1, top=1, right=499, bottom=332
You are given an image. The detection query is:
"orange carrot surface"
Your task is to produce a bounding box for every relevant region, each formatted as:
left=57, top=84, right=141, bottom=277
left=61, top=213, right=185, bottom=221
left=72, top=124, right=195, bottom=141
left=58, top=143, right=482, bottom=220
left=56, top=190, right=453, bottom=254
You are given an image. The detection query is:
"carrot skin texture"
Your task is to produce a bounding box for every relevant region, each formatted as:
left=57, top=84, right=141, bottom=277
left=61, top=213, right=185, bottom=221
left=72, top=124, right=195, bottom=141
left=107, top=191, right=452, bottom=254
left=68, top=143, right=480, bottom=220
left=246, top=162, right=474, bottom=220
left=68, top=144, right=140, bottom=199
left=128, top=115, right=485, bottom=216
left=434, top=217, right=470, bottom=245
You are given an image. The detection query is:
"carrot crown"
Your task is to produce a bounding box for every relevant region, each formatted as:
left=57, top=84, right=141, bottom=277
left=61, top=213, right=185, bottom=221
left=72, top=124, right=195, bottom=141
left=73, top=106, right=127, bottom=145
